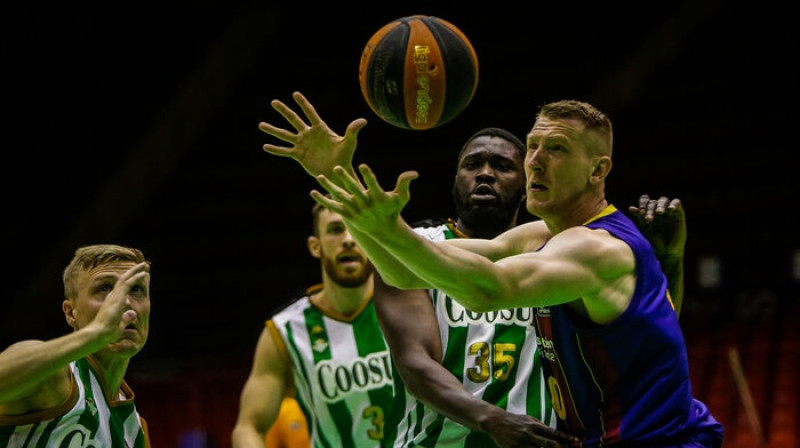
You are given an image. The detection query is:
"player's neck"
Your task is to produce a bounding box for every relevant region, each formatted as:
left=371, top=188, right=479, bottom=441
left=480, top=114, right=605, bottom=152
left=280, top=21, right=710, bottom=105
left=454, top=217, right=518, bottom=239
left=544, top=197, right=609, bottom=234
left=314, top=277, right=373, bottom=317
left=86, top=354, right=129, bottom=401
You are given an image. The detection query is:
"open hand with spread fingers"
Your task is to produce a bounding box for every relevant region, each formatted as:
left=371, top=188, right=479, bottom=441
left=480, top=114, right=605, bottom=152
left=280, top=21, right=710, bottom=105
left=259, top=91, right=367, bottom=179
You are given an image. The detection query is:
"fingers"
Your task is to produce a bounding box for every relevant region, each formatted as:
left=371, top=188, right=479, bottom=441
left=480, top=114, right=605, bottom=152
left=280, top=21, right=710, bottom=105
left=262, top=144, right=294, bottom=158
left=291, top=91, right=325, bottom=127
left=258, top=104, right=304, bottom=157
left=335, top=165, right=368, bottom=195
left=394, top=170, right=419, bottom=203
left=629, top=194, right=651, bottom=222
left=355, top=164, right=383, bottom=194
left=656, top=196, right=669, bottom=214
left=645, top=197, right=658, bottom=221
left=310, top=189, right=346, bottom=214
left=121, top=262, right=150, bottom=282
left=344, top=118, right=368, bottom=141
left=356, top=165, right=418, bottom=207
left=634, top=195, right=682, bottom=223
left=258, top=121, right=297, bottom=144
left=638, top=194, right=651, bottom=211
left=316, top=173, right=355, bottom=201
left=270, top=98, right=309, bottom=131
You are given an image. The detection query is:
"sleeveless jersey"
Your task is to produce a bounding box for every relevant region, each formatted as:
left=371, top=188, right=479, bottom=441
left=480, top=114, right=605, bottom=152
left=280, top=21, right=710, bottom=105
left=0, top=357, right=150, bottom=448
left=384, top=220, right=556, bottom=448
left=534, top=206, right=723, bottom=447
left=269, top=290, right=393, bottom=448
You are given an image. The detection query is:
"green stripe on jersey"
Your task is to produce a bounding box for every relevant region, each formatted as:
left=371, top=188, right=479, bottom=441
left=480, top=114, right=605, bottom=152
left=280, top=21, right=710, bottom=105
left=273, top=295, right=392, bottom=448
left=383, top=222, right=555, bottom=448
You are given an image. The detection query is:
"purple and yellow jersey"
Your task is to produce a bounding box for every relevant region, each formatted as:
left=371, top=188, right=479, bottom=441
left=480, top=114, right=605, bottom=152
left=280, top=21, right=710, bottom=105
left=534, top=206, right=722, bottom=447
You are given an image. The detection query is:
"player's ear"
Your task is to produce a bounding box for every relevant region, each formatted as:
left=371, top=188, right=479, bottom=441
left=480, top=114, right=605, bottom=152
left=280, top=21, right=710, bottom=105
left=63, top=299, right=77, bottom=329
left=591, top=156, right=612, bottom=182
left=307, top=235, right=322, bottom=259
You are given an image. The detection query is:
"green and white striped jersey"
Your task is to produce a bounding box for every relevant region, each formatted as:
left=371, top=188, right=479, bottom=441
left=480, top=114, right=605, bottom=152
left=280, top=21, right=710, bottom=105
left=383, top=221, right=556, bottom=448
left=0, top=357, right=149, bottom=448
left=269, top=292, right=393, bottom=448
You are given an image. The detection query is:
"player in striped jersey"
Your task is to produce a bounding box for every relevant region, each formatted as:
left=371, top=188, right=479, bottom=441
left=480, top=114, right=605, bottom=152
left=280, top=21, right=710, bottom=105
left=0, top=244, right=152, bottom=447
left=232, top=202, right=393, bottom=448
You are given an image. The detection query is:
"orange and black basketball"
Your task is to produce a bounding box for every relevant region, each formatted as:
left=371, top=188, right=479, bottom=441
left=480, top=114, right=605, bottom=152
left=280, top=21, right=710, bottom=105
left=358, top=15, right=479, bottom=130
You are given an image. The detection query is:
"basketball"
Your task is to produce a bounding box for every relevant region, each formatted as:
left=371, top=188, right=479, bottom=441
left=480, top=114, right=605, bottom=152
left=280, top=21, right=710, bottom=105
left=358, top=15, right=479, bottom=130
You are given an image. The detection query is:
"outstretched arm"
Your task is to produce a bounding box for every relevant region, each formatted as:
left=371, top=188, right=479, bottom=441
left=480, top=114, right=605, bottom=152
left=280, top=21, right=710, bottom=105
left=628, top=195, right=686, bottom=315
left=0, top=262, right=149, bottom=408
left=313, top=164, right=624, bottom=315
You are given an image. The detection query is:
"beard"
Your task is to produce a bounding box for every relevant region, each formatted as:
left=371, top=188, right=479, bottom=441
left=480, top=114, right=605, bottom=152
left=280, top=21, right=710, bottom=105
left=452, top=183, right=524, bottom=238
left=322, top=256, right=375, bottom=287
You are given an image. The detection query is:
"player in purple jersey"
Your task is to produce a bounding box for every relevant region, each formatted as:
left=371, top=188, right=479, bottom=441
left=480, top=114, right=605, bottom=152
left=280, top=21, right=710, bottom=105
left=306, top=99, right=723, bottom=447
left=257, top=91, right=707, bottom=447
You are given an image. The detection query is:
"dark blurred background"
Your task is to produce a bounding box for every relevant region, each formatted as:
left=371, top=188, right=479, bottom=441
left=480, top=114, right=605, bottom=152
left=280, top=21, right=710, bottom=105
left=2, top=2, right=797, bottom=447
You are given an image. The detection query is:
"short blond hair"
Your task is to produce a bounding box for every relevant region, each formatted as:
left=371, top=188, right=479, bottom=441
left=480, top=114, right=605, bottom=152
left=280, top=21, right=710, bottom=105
left=62, top=244, right=148, bottom=300
left=537, top=99, right=613, bottom=156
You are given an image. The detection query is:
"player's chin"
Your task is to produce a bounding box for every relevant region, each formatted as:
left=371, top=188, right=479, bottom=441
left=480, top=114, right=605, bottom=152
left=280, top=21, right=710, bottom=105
left=108, top=338, right=146, bottom=356
left=526, top=196, right=548, bottom=210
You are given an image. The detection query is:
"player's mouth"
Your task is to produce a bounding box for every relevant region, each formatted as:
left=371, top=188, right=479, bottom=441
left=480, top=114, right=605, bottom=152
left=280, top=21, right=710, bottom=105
left=470, top=184, right=498, bottom=202
left=529, top=182, right=547, bottom=193
left=338, top=254, right=363, bottom=265
left=123, top=322, right=138, bottom=335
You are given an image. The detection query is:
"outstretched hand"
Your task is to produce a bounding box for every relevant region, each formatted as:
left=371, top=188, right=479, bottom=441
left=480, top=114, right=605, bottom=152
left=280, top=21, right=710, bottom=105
left=259, top=91, right=367, bottom=178
left=311, top=163, right=418, bottom=234
left=628, top=195, right=686, bottom=258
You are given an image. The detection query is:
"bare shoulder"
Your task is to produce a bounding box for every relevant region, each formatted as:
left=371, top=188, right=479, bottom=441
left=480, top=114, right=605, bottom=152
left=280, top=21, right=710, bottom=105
left=253, top=323, right=289, bottom=375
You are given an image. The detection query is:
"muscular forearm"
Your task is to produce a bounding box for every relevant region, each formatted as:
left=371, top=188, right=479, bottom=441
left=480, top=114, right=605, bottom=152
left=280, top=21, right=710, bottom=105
left=0, top=329, right=107, bottom=402
left=355, top=217, right=502, bottom=310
